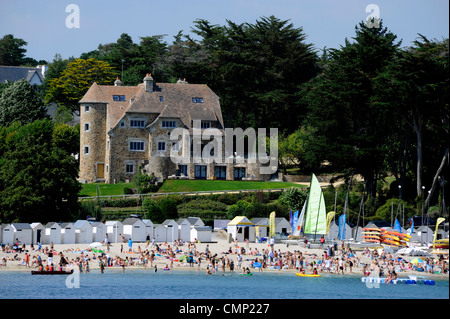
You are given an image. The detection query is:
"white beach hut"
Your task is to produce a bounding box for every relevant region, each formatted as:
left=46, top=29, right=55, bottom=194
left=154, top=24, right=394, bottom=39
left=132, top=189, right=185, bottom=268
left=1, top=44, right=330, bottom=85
left=122, top=218, right=147, bottom=242
left=74, top=220, right=93, bottom=244
left=1, top=224, right=15, bottom=245
left=227, top=216, right=255, bottom=242
left=417, top=226, right=434, bottom=244
left=177, top=218, right=191, bottom=242
left=190, top=226, right=212, bottom=242
left=275, top=217, right=291, bottom=236
left=163, top=219, right=179, bottom=242
left=10, top=223, right=33, bottom=245
left=60, top=223, right=76, bottom=244
left=105, top=221, right=123, bottom=243
left=30, top=223, right=45, bottom=245
left=251, top=218, right=270, bottom=239
left=186, top=217, right=205, bottom=227
left=154, top=224, right=167, bottom=242
left=91, top=222, right=107, bottom=243
left=142, top=219, right=154, bottom=241
left=44, top=222, right=62, bottom=245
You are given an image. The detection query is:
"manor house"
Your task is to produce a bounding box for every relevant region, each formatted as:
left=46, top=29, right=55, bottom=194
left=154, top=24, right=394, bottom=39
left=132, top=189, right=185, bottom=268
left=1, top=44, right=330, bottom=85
left=78, top=75, right=277, bottom=184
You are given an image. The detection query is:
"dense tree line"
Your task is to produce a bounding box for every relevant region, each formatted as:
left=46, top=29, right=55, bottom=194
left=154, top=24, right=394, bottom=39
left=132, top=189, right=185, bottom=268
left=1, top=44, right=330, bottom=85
left=0, top=16, right=448, bottom=223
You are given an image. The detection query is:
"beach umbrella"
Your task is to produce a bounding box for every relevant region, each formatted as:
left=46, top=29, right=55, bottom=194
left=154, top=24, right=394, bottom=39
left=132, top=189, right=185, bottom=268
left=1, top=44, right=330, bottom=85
left=410, top=258, right=424, bottom=264
left=89, top=242, right=103, bottom=248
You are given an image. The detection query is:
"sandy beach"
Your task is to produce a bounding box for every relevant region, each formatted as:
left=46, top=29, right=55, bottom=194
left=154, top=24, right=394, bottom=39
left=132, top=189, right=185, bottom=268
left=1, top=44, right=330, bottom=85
left=1, top=232, right=448, bottom=281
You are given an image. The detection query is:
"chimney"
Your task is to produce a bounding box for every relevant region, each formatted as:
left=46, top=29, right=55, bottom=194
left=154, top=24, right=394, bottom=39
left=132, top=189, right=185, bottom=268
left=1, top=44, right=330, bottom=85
left=144, top=73, right=153, bottom=92
left=114, top=77, right=122, bottom=86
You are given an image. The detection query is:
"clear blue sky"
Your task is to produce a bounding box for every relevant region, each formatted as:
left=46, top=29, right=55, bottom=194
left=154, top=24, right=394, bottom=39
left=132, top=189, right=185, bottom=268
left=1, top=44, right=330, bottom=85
left=1, top=0, right=448, bottom=62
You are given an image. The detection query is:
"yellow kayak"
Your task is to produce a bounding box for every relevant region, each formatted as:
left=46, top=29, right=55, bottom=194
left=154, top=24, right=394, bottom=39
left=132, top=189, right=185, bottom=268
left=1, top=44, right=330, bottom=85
left=296, top=273, right=321, bottom=277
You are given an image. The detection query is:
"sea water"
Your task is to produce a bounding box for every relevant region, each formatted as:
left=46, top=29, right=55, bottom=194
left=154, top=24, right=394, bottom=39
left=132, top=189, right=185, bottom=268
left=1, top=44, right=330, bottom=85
left=0, top=269, right=448, bottom=299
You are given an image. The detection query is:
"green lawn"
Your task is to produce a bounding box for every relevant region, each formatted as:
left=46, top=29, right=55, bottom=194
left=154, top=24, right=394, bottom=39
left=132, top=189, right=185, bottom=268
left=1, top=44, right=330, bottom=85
left=79, top=182, right=132, bottom=197
left=79, top=180, right=305, bottom=197
left=157, top=179, right=305, bottom=193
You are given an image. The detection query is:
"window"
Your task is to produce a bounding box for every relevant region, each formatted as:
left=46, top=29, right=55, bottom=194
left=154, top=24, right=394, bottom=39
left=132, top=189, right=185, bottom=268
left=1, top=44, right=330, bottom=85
left=120, top=121, right=125, bottom=128
left=129, top=141, right=145, bottom=151
left=234, top=167, right=246, bottom=180
left=159, top=96, right=164, bottom=102
left=162, top=121, right=177, bottom=128
left=201, top=121, right=211, bottom=129
left=84, top=122, right=90, bottom=132
left=215, top=166, right=226, bottom=180
left=195, top=165, right=207, bottom=179
left=125, top=163, right=134, bottom=173
left=178, top=165, right=187, bottom=176
left=113, top=95, right=126, bottom=101
left=158, top=142, right=166, bottom=151
left=192, top=97, right=204, bottom=103
left=130, top=119, right=145, bottom=128
left=84, top=146, right=90, bottom=155
left=85, top=106, right=90, bottom=113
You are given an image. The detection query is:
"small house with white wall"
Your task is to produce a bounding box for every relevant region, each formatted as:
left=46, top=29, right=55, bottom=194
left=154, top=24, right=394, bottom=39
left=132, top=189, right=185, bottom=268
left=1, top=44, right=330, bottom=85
left=190, top=226, right=212, bottom=242
left=44, top=222, right=62, bottom=245
left=142, top=219, right=154, bottom=241
left=251, top=218, right=269, bottom=239
left=122, top=218, right=147, bottom=242
left=10, top=223, right=33, bottom=245
left=1, top=224, right=15, bottom=245
left=275, top=217, right=291, bottom=236
left=163, top=219, right=178, bottom=242
left=227, top=216, right=255, bottom=242
left=91, top=222, right=107, bottom=243
left=153, top=224, right=167, bottom=242
left=30, top=223, right=45, bottom=245
left=60, top=223, right=76, bottom=244
left=177, top=218, right=191, bottom=243
left=417, top=226, right=434, bottom=244
left=105, top=221, right=124, bottom=243
left=73, top=220, right=93, bottom=244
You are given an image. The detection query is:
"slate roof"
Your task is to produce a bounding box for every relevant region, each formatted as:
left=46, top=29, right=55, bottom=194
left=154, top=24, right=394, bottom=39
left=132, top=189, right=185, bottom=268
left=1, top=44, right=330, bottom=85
left=79, top=80, right=223, bottom=131
left=0, top=66, right=43, bottom=84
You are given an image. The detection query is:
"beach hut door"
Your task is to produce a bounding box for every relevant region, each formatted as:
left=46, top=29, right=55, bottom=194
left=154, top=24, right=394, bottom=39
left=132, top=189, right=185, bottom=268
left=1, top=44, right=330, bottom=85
left=244, top=227, right=249, bottom=240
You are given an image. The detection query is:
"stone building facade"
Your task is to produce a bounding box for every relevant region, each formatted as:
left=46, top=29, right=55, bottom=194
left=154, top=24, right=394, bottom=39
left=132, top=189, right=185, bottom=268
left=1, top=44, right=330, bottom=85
left=79, top=75, right=277, bottom=183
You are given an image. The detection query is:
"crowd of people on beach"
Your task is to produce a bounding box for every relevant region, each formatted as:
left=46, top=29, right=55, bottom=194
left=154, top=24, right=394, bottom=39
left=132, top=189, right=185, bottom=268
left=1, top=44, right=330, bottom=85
left=1, top=235, right=448, bottom=277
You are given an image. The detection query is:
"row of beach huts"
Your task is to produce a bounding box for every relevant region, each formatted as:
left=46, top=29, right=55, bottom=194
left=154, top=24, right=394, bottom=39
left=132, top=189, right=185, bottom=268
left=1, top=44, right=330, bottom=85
left=0, top=217, right=212, bottom=246
left=1, top=216, right=447, bottom=246
left=0, top=216, right=295, bottom=246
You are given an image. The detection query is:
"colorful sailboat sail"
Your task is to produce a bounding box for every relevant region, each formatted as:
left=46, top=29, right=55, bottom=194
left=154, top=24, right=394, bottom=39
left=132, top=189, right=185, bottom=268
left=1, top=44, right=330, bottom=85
left=304, top=174, right=327, bottom=237
left=292, top=199, right=306, bottom=237
left=326, top=211, right=335, bottom=234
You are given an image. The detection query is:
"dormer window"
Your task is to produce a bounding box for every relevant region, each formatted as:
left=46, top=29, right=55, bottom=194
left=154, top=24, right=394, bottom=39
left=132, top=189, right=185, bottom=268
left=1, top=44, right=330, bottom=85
left=162, top=121, right=177, bottom=128
left=201, top=122, right=211, bottom=129
left=130, top=119, right=145, bottom=128
left=113, top=95, right=126, bottom=101
left=192, top=97, right=204, bottom=103
left=159, top=96, right=164, bottom=102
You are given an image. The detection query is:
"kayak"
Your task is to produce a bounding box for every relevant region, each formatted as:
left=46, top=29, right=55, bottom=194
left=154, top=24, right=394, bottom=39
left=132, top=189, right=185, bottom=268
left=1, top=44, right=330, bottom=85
left=296, top=273, right=321, bottom=277
left=240, top=273, right=253, bottom=276
left=31, top=270, right=74, bottom=275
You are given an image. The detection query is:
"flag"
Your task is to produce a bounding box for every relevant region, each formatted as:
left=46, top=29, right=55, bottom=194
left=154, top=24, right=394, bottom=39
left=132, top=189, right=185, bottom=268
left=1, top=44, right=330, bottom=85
left=269, top=211, right=276, bottom=238
left=433, top=218, right=446, bottom=249
left=289, top=209, right=293, bottom=228
left=292, top=210, right=299, bottom=232
left=338, top=214, right=346, bottom=240
left=394, top=218, right=401, bottom=232
left=326, top=211, right=335, bottom=234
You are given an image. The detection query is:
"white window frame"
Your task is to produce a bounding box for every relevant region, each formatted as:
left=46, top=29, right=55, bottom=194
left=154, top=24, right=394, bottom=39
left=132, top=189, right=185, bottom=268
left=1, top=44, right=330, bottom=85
left=84, top=145, right=90, bottom=155
left=129, top=139, right=145, bottom=152
left=125, top=161, right=135, bottom=174
left=130, top=118, right=146, bottom=128
left=85, top=105, right=90, bottom=113
left=84, top=122, right=90, bottom=132
left=162, top=120, right=177, bottom=128
left=158, top=141, right=166, bottom=151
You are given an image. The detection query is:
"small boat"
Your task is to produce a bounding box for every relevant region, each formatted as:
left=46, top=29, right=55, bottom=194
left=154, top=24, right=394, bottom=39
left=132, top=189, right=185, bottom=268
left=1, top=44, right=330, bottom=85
left=31, top=270, right=74, bottom=275
left=295, top=273, right=321, bottom=277
left=240, top=273, right=253, bottom=276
